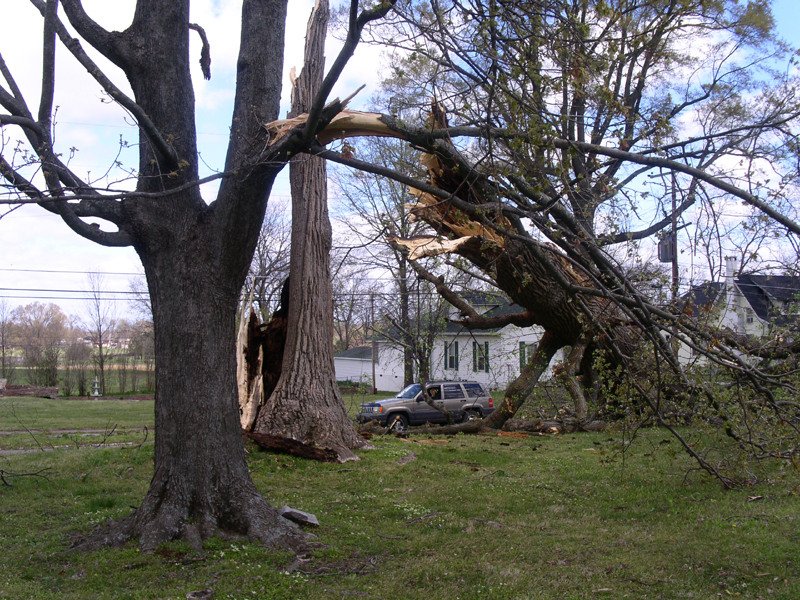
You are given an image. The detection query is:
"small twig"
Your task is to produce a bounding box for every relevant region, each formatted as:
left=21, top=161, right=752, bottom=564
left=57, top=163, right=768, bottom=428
left=476, top=469, right=507, bottom=480
left=524, top=483, right=578, bottom=498
left=0, top=467, right=54, bottom=486
left=620, top=577, right=665, bottom=586
left=4, top=400, right=48, bottom=451
left=134, top=425, right=148, bottom=450
left=93, top=421, right=117, bottom=447
left=404, top=512, right=443, bottom=525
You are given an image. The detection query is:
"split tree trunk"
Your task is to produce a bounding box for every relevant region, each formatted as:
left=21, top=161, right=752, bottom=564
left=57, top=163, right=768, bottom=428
left=252, top=0, right=368, bottom=461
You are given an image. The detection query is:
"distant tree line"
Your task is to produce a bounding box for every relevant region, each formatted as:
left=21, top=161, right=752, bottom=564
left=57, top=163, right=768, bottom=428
left=0, top=298, right=154, bottom=395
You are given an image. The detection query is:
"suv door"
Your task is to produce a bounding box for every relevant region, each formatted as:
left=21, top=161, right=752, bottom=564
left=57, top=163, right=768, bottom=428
left=462, top=382, right=491, bottom=415
left=442, top=383, right=467, bottom=419
left=414, top=384, right=445, bottom=425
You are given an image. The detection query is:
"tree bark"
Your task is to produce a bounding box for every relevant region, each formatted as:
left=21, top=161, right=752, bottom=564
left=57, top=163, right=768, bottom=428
left=54, top=0, right=307, bottom=552
left=118, top=245, right=303, bottom=551
left=252, top=0, right=369, bottom=461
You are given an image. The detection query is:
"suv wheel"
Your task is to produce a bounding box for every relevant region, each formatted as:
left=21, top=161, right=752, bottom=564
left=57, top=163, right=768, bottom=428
left=387, top=413, right=409, bottom=432
left=462, top=409, right=481, bottom=422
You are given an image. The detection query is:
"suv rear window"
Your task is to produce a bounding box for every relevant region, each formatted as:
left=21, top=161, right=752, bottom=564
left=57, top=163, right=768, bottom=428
left=443, top=384, right=465, bottom=399
left=463, top=383, right=486, bottom=398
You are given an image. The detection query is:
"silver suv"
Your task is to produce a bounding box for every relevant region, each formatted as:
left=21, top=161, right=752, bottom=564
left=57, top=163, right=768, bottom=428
left=356, top=381, right=495, bottom=432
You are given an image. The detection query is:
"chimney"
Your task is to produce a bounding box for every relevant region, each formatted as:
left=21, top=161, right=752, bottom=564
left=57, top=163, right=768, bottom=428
left=725, top=256, right=738, bottom=282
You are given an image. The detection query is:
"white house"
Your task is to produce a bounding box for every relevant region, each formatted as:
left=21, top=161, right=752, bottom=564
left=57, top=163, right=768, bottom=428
left=334, top=293, right=559, bottom=393
left=678, top=257, right=800, bottom=363
left=333, top=345, right=373, bottom=385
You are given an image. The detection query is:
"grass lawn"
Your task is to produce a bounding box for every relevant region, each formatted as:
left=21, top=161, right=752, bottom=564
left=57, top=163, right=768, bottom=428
left=0, top=397, right=155, bottom=452
left=0, top=395, right=798, bottom=599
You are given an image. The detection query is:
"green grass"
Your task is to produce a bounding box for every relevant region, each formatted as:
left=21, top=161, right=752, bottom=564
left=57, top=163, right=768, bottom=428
left=1, top=399, right=798, bottom=599
left=0, top=396, right=154, bottom=451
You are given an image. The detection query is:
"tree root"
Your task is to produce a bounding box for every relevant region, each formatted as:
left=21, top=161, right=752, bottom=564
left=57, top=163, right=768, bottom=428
left=69, top=490, right=309, bottom=555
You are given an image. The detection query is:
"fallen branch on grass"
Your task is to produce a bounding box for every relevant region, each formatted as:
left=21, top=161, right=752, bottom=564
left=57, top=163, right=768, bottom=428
left=0, top=467, right=53, bottom=486
left=502, top=418, right=605, bottom=434
left=357, top=418, right=602, bottom=437
left=244, top=431, right=339, bottom=462
left=356, top=420, right=483, bottom=436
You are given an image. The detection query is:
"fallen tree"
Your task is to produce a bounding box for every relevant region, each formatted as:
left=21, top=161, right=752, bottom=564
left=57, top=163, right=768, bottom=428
left=263, top=112, right=800, bottom=486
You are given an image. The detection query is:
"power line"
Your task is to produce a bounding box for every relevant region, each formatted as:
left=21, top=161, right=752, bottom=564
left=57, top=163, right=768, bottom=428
left=0, top=268, right=140, bottom=276
left=0, top=287, right=135, bottom=294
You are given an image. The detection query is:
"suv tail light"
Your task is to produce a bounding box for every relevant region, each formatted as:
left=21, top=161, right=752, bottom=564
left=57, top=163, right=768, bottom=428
left=488, top=397, right=494, bottom=407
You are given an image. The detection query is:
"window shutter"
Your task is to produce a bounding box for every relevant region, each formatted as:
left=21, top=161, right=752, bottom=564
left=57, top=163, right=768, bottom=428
left=472, top=341, right=477, bottom=372
left=519, top=341, right=526, bottom=372
left=454, top=341, right=459, bottom=371
left=484, top=341, right=490, bottom=372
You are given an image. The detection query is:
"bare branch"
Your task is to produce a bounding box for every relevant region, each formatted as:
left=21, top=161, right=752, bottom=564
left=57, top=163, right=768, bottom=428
left=188, top=23, right=211, bottom=80
left=38, top=0, right=58, bottom=129
left=401, top=252, right=538, bottom=330
left=31, top=0, right=179, bottom=167
left=58, top=0, right=120, bottom=63
left=0, top=114, right=43, bottom=136
left=301, top=0, right=397, bottom=144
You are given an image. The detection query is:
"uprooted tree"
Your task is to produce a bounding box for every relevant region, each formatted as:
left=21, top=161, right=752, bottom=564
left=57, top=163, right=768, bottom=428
left=0, top=0, right=395, bottom=551
left=266, top=0, right=800, bottom=485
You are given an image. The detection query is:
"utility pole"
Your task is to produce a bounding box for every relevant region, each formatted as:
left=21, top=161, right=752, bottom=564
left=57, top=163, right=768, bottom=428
left=370, top=293, right=376, bottom=394
left=671, top=171, right=679, bottom=300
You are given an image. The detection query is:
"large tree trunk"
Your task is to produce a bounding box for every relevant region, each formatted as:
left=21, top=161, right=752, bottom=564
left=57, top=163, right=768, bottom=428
left=84, top=227, right=304, bottom=552
left=67, top=0, right=307, bottom=552
left=252, top=0, right=369, bottom=461
left=136, top=245, right=302, bottom=550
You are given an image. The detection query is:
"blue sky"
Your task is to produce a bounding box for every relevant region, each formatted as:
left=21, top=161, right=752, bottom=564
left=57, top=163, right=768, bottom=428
left=771, top=0, right=799, bottom=51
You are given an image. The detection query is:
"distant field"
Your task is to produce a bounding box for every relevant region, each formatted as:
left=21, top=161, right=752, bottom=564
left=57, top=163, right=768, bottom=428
left=0, top=396, right=155, bottom=452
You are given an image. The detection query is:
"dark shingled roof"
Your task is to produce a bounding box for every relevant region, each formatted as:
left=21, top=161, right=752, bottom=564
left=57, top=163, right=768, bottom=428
left=680, top=275, right=800, bottom=327
left=736, top=275, right=800, bottom=326
left=680, top=282, right=723, bottom=317
left=335, top=346, right=372, bottom=360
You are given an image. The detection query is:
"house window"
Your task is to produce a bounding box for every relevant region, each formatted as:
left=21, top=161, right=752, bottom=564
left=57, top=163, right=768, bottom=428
left=473, top=341, right=489, bottom=373
left=519, top=341, right=527, bottom=373
left=745, top=308, right=754, bottom=324
left=444, top=341, right=459, bottom=370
